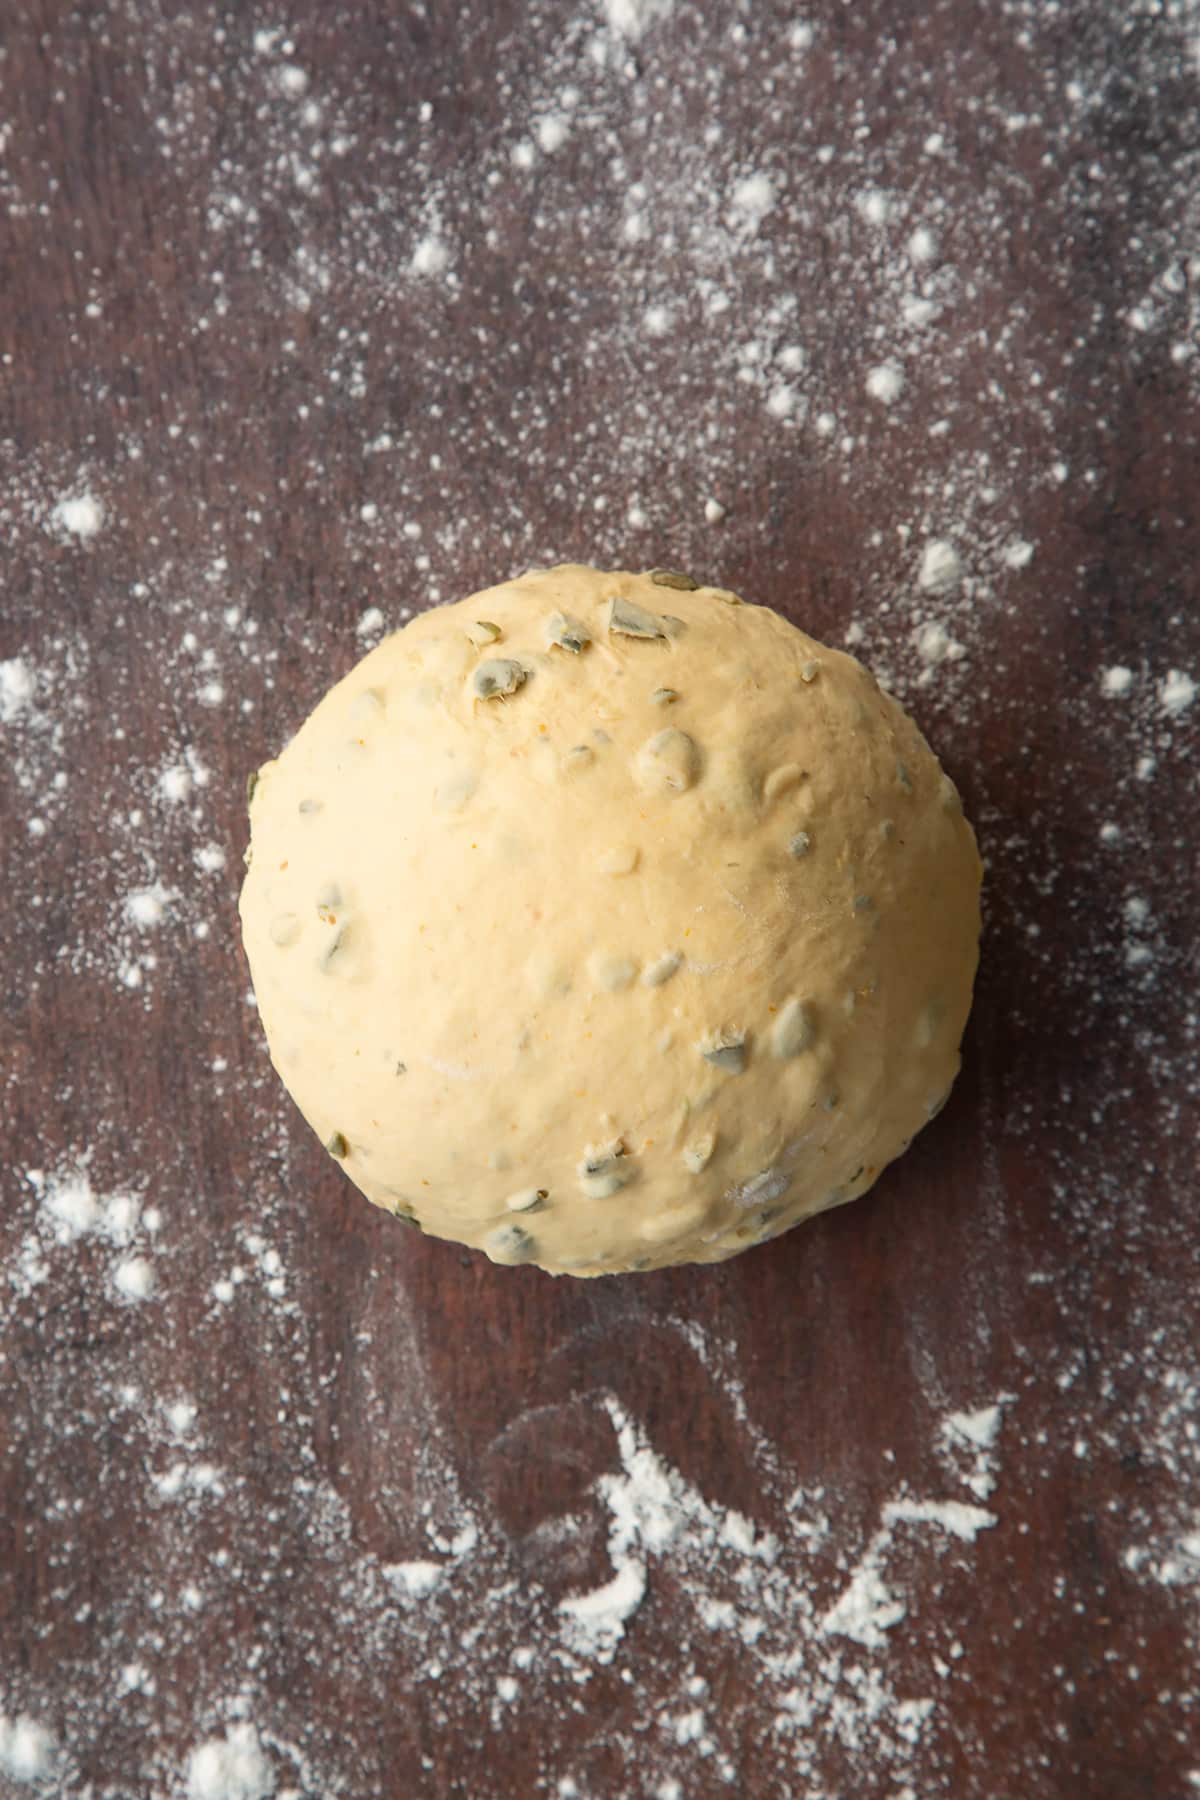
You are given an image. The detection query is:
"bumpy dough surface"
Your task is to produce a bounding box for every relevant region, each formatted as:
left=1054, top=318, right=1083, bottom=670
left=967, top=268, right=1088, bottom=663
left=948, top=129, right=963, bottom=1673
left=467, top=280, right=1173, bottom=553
left=240, top=565, right=981, bottom=1276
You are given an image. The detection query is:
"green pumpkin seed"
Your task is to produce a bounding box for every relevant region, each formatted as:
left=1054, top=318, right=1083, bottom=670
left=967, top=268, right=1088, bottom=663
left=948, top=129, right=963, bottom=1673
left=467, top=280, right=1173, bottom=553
left=466, top=620, right=502, bottom=647
left=545, top=610, right=591, bottom=653
left=607, top=596, right=671, bottom=640
left=485, top=1223, right=537, bottom=1265
left=473, top=659, right=528, bottom=700
left=699, top=1028, right=747, bottom=1074
left=647, top=568, right=698, bottom=591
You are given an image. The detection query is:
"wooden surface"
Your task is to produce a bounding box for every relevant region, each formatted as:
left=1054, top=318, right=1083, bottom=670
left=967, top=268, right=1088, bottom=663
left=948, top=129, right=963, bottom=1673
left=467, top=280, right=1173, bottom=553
left=2, top=2, right=1198, bottom=1795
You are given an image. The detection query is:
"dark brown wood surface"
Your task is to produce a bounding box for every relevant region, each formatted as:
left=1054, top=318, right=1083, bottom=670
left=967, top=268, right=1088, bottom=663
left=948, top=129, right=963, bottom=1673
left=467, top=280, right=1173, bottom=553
left=2, top=2, right=1198, bottom=1796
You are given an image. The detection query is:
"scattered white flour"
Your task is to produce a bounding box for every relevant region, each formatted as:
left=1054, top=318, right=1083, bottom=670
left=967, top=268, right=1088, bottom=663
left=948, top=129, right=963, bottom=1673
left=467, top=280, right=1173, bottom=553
left=52, top=492, right=104, bottom=539
left=1159, top=668, right=1196, bottom=716
left=186, top=1723, right=275, bottom=1800
left=383, top=1561, right=446, bottom=1600
left=1101, top=665, right=1135, bottom=697
left=914, top=619, right=966, bottom=670
left=917, top=540, right=963, bottom=593
left=558, top=1560, right=648, bottom=1654
left=821, top=1497, right=997, bottom=1649
left=0, top=657, right=36, bottom=723
left=728, top=172, right=777, bottom=229
left=0, top=1714, right=56, bottom=1785
left=601, top=0, right=675, bottom=41
left=410, top=229, right=450, bottom=277
left=112, top=1255, right=157, bottom=1302
left=125, top=883, right=172, bottom=928
left=856, top=187, right=894, bottom=226
left=865, top=361, right=905, bottom=404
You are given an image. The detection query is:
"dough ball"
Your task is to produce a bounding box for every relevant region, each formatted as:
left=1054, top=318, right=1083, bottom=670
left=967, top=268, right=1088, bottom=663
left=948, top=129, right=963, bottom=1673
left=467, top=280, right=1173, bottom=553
left=239, top=565, right=981, bottom=1276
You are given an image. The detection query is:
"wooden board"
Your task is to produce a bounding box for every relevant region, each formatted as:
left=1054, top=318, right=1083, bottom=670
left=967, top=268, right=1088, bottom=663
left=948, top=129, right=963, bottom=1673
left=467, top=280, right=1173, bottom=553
left=1, top=2, right=1197, bottom=1794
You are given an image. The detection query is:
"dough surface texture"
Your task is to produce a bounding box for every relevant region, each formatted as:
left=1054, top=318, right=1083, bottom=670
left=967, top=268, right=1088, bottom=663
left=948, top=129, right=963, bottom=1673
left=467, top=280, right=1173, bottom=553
left=240, top=565, right=982, bottom=1275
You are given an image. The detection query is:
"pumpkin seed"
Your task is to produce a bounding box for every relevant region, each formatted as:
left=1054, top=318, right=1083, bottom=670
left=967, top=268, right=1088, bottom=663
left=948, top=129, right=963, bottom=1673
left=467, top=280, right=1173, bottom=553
left=699, top=1028, right=747, bottom=1074
left=634, top=727, right=701, bottom=794
left=590, top=952, right=638, bottom=992
left=545, top=610, right=591, bottom=653
left=647, top=568, right=698, bottom=591
left=466, top=619, right=502, bottom=647
left=771, top=998, right=815, bottom=1058
left=763, top=763, right=805, bottom=803
left=506, top=1188, right=549, bottom=1213
left=473, top=658, right=528, bottom=700
left=682, top=1132, right=716, bottom=1173
left=607, top=595, right=671, bottom=639
left=788, top=830, right=812, bottom=858
left=579, top=1141, right=634, bottom=1199
left=651, top=686, right=679, bottom=705
left=319, top=923, right=350, bottom=970
left=641, top=950, right=682, bottom=988
left=298, top=798, right=323, bottom=815
left=325, top=1131, right=349, bottom=1159
left=269, top=912, right=301, bottom=948
left=484, top=1223, right=537, bottom=1265
left=595, top=843, right=640, bottom=876
left=246, top=769, right=260, bottom=807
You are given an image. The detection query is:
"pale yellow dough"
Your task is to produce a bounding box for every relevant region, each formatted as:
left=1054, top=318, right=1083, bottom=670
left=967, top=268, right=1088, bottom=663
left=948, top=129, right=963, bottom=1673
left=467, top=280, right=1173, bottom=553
left=239, top=565, right=982, bottom=1275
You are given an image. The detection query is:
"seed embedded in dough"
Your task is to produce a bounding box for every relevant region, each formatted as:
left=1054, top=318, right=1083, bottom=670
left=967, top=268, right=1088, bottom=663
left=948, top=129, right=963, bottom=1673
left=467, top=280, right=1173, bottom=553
left=651, top=686, right=679, bottom=705
left=699, top=1028, right=748, bottom=1073
left=325, top=1132, right=349, bottom=1159
left=485, top=1223, right=537, bottom=1264
left=607, top=595, right=677, bottom=640
left=639, top=1201, right=706, bottom=1244
left=595, top=844, right=640, bottom=876
left=763, top=763, right=805, bottom=804
left=349, top=688, right=385, bottom=732
left=545, top=610, right=591, bottom=653
left=269, top=912, right=301, bottom=947
left=682, top=1132, right=716, bottom=1173
left=589, top=952, right=638, bottom=992
left=641, top=951, right=682, bottom=988
left=579, top=1141, right=634, bottom=1198
left=465, top=619, right=502, bottom=647
left=506, top=1187, right=548, bottom=1213
left=788, top=830, right=812, bottom=858
left=800, top=660, right=821, bottom=683
left=647, top=568, right=699, bottom=591
left=635, top=728, right=701, bottom=795
left=771, top=998, right=815, bottom=1058
left=473, top=659, right=528, bottom=700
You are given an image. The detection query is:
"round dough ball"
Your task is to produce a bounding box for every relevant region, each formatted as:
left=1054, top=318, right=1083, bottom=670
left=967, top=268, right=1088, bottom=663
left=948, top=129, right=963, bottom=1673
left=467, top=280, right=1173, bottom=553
left=240, top=565, right=981, bottom=1276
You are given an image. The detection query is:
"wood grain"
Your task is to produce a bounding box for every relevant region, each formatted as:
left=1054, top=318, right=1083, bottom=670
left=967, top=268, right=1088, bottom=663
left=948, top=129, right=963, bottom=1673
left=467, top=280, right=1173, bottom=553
left=1, top=1, right=1197, bottom=1795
